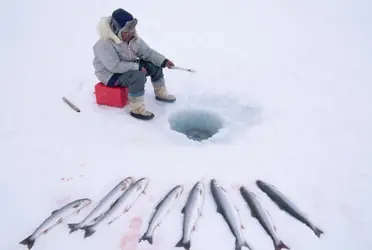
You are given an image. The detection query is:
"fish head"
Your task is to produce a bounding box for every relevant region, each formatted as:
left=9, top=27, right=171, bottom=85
left=194, top=182, right=205, bottom=194
left=256, top=180, right=266, bottom=190
left=136, top=178, right=149, bottom=189
left=76, top=198, right=92, bottom=208
left=211, top=179, right=218, bottom=186
left=211, top=179, right=222, bottom=188
left=175, top=185, right=184, bottom=197
left=239, top=186, right=248, bottom=194
left=121, top=177, right=134, bottom=190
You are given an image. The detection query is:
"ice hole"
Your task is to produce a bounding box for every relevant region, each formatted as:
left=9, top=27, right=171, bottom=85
left=168, top=109, right=224, bottom=142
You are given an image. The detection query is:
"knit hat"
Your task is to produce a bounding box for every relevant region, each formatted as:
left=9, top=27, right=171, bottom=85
left=110, top=8, right=138, bottom=35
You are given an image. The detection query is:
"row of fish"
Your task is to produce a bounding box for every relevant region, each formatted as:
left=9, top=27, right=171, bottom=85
left=146, top=179, right=324, bottom=250
left=19, top=177, right=324, bottom=250
left=211, top=179, right=324, bottom=250
left=19, top=176, right=147, bottom=249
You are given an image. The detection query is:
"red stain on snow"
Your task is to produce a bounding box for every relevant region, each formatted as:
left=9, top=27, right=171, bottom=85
left=56, top=196, right=71, bottom=207
left=119, top=217, right=143, bottom=250
left=230, top=183, right=241, bottom=190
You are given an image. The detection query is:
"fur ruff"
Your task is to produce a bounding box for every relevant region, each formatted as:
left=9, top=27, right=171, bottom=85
left=96, top=16, right=139, bottom=44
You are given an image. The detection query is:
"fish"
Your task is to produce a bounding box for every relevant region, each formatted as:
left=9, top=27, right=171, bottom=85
left=256, top=180, right=324, bottom=238
left=67, top=176, right=134, bottom=233
left=175, top=181, right=205, bottom=250
left=82, top=177, right=149, bottom=238
left=19, top=198, right=91, bottom=249
left=139, top=185, right=184, bottom=244
left=240, top=186, right=289, bottom=250
left=210, top=179, right=253, bottom=250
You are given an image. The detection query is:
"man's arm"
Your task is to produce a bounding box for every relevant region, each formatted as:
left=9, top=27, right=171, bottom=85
left=135, top=38, right=168, bottom=67
left=94, top=40, right=139, bottom=73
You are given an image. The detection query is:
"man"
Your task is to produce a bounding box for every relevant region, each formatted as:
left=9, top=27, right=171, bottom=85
left=93, top=8, right=176, bottom=120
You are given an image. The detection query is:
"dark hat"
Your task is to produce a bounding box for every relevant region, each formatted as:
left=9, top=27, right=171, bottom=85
left=111, top=8, right=137, bottom=35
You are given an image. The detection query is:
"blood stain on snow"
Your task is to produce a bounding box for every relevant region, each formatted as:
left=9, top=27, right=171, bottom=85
left=119, top=216, right=143, bottom=250
left=56, top=196, right=71, bottom=207
left=230, top=183, right=241, bottom=190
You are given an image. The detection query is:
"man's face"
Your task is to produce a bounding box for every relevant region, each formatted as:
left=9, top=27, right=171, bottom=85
left=121, top=30, right=134, bottom=42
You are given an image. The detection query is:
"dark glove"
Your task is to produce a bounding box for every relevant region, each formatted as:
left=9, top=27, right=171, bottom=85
left=136, top=59, right=147, bottom=74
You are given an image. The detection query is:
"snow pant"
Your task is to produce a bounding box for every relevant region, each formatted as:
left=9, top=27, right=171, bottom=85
left=116, top=60, right=164, bottom=97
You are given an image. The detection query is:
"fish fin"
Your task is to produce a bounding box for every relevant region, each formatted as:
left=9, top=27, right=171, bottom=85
left=93, top=214, right=104, bottom=222
left=181, top=205, right=186, bottom=214
left=314, top=227, right=324, bottom=238
left=124, top=205, right=132, bottom=212
left=244, top=241, right=254, bottom=250
left=82, top=225, right=95, bottom=238
left=199, top=208, right=203, bottom=216
left=57, top=218, right=63, bottom=224
left=175, top=238, right=191, bottom=250
left=72, top=203, right=80, bottom=208
left=234, top=240, right=242, bottom=250
left=110, top=199, right=119, bottom=209
left=235, top=240, right=253, bottom=250
left=19, top=235, right=35, bottom=250
left=67, top=223, right=80, bottom=234
left=140, top=183, right=149, bottom=195
left=139, top=232, right=153, bottom=244
left=216, top=205, right=223, bottom=214
left=235, top=206, right=240, bottom=212
left=275, top=240, right=290, bottom=250
left=250, top=209, right=256, bottom=217
left=108, top=215, right=120, bottom=225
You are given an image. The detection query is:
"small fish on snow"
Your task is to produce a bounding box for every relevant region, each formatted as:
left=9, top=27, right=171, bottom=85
left=67, top=176, right=134, bottom=233
left=240, top=186, right=289, bottom=250
left=82, top=177, right=149, bottom=238
left=175, top=181, right=205, bottom=250
left=256, top=180, right=324, bottom=238
left=210, top=179, right=253, bottom=250
left=19, top=198, right=91, bottom=249
left=139, top=185, right=184, bottom=244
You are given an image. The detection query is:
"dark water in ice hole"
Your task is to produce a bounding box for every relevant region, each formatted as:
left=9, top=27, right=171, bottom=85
left=168, top=109, right=224, bottom=142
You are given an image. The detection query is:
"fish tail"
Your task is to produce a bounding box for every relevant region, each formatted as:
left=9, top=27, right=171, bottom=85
left=175, top=238, right=191, bottom=250
left=275, top=240, right=290, bottom=250
left=67, top=223, right=80, bottom=234
left=19, top=235, right=35, bottom=250
left=82, top=225, right=95, bottom=238
left=314, top=227, right=324, bottom=238
left=235, top=240, right=253, bottom=250
left=139, top=232, right=153, bottom=244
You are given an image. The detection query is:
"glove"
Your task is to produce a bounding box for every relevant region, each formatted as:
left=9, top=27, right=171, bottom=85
left=161, top=59, right=175, bottom=69
left=137, top=59, right=147, bottom=74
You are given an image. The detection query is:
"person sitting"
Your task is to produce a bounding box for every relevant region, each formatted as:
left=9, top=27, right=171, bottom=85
left=93, top=8, right=176, bottom=120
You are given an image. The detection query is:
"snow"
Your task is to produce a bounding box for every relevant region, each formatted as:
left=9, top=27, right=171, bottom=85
left=1, top=0, right=372, bottom=250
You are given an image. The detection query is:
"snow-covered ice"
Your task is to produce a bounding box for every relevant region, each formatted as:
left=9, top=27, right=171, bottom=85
left=1, top=0, right=372, bottom=250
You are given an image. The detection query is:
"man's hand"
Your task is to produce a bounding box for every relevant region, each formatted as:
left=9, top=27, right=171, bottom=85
left=140, top=67, right=147, bottom=75
left=165, top=60, right=175, bottom=69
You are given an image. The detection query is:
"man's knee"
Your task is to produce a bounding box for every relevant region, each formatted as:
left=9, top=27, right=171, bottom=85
left=130, top=71, right=146, bottom=85
left=140, top=60, right=164, bottom=81
left=118, top=70, right=147, bottom=94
